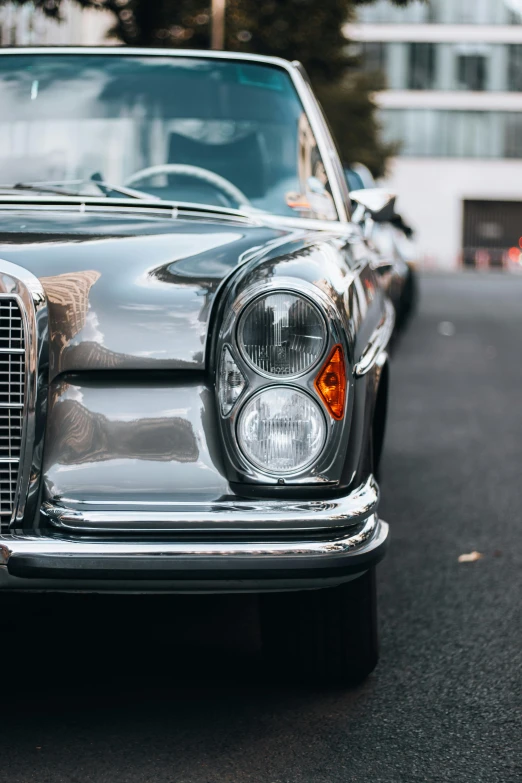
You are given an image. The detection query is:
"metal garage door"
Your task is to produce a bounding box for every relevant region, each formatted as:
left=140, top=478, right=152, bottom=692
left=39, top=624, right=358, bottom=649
left=463, top=199, right=522, bottom=269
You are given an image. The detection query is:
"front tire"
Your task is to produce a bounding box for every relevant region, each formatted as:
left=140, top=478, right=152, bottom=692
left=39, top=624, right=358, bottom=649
left=260, top=567, right=379, bottom=686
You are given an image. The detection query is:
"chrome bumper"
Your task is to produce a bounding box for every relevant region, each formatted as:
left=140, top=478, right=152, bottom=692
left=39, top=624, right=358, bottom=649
left=41, top=475, right=380, bottom=533
left=0, top=478, right=388, bottom=592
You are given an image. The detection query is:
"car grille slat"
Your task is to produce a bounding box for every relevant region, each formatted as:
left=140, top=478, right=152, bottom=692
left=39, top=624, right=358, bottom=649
left=0, top=299, right=25, bottom=531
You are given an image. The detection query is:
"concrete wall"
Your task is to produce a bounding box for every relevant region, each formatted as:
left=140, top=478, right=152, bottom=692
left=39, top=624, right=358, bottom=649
left=380, top=158, right=522, bottom=269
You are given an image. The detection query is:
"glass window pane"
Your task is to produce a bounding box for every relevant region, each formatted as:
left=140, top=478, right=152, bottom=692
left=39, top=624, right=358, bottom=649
left=355, top=42, right=516, bottom=91
left=457, top=55, right=488, bottom=91
left=508, top=45, right=522, bottom=90
left=408, top=44, right=436, bottom=89
left=0, top=53, right=339, bottom=221
left=505, top=114, right=522, bottom=156
left=381, top=110, right=522, bottom=159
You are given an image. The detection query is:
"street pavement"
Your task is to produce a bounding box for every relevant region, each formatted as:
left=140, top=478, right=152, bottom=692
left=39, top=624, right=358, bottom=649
left=2, top=273, right=521, bottom=783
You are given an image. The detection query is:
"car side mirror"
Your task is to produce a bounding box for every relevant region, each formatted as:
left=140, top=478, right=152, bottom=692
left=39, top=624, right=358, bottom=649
left=350, top=188, right=397, bottom=223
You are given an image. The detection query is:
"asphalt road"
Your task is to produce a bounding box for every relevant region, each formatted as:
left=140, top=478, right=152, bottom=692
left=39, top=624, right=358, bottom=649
left=2, top=273, right=521, bottom=783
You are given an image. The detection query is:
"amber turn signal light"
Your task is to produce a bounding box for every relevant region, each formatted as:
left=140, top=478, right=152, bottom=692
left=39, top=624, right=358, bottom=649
left=314, top=344, right=346, bottom=420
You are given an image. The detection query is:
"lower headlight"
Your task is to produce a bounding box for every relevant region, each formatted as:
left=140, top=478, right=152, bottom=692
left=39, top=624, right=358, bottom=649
left=237, top=387, right=326, bottom=474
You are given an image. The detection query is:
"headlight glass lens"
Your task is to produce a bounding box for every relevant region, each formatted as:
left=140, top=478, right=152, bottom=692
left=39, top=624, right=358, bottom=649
left=237, top=387, right=326, bottom=474
left=238, top=292, right=326, bottom=376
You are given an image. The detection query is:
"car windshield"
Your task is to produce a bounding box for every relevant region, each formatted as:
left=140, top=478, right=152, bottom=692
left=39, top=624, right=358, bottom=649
left=0, top=53, right=338, bottom=221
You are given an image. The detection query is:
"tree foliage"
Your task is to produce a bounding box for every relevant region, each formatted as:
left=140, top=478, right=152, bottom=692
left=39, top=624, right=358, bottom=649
left=2, top=0, right=417, bottom=175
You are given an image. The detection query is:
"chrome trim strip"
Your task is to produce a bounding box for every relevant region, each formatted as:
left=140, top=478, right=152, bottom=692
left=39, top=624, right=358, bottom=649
left=354, top=300, right=395, bottom=377
left=0, top=46, right=309, bottom=68
left=0, top=294, right=26, bottom=527
left=0, top=197, right=357, bottom=235
left=0, top=195, right=257, bottom=223
left=42, top=475, right=379, bottom=533
left=291, top=61, right=351, bottom=222
left=0, top=260, right=49, bottom=526
left=0, top=514, right=385, bottom=563
left=288, top=63, right=350, bottom=223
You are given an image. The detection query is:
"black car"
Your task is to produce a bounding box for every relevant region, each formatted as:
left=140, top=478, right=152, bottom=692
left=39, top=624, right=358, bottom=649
left=0, top=48, right=397, bottom=685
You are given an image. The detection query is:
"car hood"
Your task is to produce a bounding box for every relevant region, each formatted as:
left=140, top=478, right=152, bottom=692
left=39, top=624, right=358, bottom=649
left=0, top=208, right=291, bottom=379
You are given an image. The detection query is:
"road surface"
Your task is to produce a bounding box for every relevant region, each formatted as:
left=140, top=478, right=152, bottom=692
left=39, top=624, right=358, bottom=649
left=3, top=273, right=521, bottom=783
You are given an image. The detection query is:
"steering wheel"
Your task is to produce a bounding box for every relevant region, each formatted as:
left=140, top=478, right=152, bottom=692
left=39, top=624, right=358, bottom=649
left=124, top=164, right=251, bottom=209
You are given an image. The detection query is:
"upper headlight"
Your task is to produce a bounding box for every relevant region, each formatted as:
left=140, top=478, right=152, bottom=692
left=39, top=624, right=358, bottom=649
left=238, top=291, right=326, bottom=377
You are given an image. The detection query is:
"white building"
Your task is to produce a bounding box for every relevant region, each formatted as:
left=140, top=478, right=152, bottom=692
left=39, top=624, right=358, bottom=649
left=0, top=1, right=114, bottom=47
left=346, top=0, right=522, bottom=270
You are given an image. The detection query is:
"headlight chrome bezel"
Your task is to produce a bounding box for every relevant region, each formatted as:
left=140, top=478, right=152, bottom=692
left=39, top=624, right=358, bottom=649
left=215, top=278, right=353, bottom=485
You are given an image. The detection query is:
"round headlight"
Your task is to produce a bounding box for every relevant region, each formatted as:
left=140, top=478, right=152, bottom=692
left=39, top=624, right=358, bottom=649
left=237, top=387, right=326, bottom=474
left=238, top=291, right=326, bottom=377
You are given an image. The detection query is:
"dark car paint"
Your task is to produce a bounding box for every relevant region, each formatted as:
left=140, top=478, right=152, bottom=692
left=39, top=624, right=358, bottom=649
left=0, top=209, right=290, bottom=377
left=0, top=204, right=384, bottom=527
left=44, top=376, right=231, bottom=508
left=212, top=232, right=385, bottom=495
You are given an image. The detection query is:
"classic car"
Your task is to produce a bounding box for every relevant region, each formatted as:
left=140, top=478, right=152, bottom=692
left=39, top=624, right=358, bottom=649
left=0, top=47, right=395, bottom=685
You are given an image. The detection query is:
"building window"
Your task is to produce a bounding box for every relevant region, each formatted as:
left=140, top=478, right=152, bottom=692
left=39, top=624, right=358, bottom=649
left=505, top=114, right=522, bottom=157
left=355, top=41, right=518, bottom=92
left=381, top=109, right=522, bottom=159
left=508, top=45, right=522, bottom=91
left=408, top=43, right=436, bottom=89
left=457, top=55, right=487, bottom=91
left=357, top=0, right=522, bottom=25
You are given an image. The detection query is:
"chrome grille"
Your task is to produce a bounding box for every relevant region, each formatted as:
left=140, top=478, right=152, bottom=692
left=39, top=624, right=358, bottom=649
left=0, top=298, right=25, bottom=531
left=0, top=299, right=24, bottom=350
left=0, top=354, right=24, bottom=406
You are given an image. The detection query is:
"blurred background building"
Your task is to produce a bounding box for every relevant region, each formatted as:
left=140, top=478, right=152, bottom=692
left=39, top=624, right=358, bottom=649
left=347, top=0, right=522, bottom=270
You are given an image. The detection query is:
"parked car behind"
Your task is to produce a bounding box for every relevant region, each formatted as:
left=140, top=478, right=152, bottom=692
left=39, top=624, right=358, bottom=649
left=0, top=48, right=397, bottom=685
left=345, top=163, right=418, bottom=329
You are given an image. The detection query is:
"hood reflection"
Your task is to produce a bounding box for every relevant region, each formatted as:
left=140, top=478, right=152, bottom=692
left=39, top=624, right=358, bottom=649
left=47, top=394, right=199, bottom=466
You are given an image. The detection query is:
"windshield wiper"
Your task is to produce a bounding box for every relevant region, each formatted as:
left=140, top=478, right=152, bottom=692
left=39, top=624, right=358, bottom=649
left=0, top=177, right=155, bottom=201
left=88, top=173, right=157, bottom=200
left=0, top=182, right=84, bottom=197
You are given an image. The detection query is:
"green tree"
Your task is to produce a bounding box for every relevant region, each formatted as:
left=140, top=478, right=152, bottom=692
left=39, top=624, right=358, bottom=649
left=2, top=0, right=416, bottom=175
